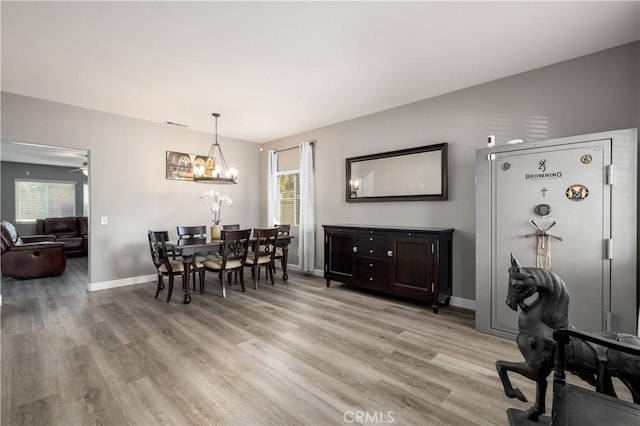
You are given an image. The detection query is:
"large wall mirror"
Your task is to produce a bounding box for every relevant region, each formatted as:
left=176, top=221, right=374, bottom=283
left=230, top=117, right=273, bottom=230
left=346, top=142, right=448, bottom=202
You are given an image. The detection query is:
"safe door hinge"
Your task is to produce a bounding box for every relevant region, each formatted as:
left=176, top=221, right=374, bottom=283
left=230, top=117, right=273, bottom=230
left=488, top=153, right=496, bottom=161
left=325, top=235, right=328, bottom=243
left=605, top=239, right=614, bottom=259
left=431, top=243, right=435, bottom=254
left=431, top=283, right=435, bottom=293
left=606, top=164, right=614, bottom=185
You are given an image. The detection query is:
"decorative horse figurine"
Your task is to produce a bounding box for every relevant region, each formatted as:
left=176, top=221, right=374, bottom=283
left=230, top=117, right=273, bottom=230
left=496, top=254, right=640, bottom=421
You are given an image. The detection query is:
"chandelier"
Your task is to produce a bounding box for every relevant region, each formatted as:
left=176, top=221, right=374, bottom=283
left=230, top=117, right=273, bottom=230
left=193, top=113, right=238, bottom=184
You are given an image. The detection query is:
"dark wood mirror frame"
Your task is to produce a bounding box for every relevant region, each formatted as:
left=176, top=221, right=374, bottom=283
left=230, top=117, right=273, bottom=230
left=346, top=142, right=448, bottom=202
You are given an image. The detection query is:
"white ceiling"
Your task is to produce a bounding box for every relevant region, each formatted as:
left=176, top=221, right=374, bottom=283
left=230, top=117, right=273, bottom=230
left=2, top=1, right=639, bottom=146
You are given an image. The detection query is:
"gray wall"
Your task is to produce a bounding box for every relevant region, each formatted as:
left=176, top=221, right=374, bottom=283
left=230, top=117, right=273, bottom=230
left=1, top=93, right=262, bottom=284
left=1, top=161, right=88, bottom=235
left=261, top=42, right=640, bottom=302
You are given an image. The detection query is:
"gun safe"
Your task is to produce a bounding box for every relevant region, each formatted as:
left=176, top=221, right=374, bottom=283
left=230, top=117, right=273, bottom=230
left=476, top=129, right=638, bottom=338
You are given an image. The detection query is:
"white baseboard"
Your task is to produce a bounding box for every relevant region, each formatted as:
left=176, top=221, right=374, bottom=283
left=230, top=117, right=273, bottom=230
left=286, top=263, right=324, bottom=277
left=449, top=296, right=475, bottom=311
left=88, top=274, right=156, bottom=292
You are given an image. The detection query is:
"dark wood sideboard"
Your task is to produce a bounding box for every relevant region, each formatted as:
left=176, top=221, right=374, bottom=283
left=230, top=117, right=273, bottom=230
left=323, top=225, right=454, bottom=313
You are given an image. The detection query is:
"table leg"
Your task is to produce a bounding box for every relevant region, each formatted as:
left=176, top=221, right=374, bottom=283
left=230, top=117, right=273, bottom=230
left=182, top=258, right=192, bottom=304
left=282, top=245, right=289, bottom=281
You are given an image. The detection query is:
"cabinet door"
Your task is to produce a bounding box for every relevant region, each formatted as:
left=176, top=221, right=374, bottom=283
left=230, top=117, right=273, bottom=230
left=325, top=230, right=356, bottom=282
left=390, top=237, right=435, bottom=300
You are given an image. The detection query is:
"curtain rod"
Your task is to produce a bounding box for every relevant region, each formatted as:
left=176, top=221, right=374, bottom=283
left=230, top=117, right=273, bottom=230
left=273, top=140, right=315, bottom=153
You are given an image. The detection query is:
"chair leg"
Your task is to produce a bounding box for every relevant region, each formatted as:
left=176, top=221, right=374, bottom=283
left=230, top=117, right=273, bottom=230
left=166, top=274, right=174, bottom=302
left=155, top=274, right=164, bottom=299
left=220, top=272, right=226, bottom=298
left=199, top=269, right=205, bottom=294
left=239, top=269, right=246, bottom=292
left=253, top=266, right=258, bottom=289
left=192, top=265, right=197, bottom=291
left=269, top=262, right=275, bottom=285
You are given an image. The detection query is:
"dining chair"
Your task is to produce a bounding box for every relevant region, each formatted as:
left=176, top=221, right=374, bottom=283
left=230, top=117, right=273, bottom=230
left=221, top=224, right=241, bottom=283
left=201, top=229, right=251, bottom=297
left=177, top=224, right=213, bottom=274
left=177, top=225, right=207, bottom=241
left=245, top=228, right=278, bottom=289
left=272, top=224, right=291, bottom=276
left=148, top=230, right=205, bottom=302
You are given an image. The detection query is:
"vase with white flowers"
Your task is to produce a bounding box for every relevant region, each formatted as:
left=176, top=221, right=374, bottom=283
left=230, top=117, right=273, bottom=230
left=200, top=190, right=233, bottom=240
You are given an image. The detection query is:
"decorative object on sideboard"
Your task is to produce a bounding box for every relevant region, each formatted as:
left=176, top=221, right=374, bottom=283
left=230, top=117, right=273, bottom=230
left=193, top=113, right=238, bottom=184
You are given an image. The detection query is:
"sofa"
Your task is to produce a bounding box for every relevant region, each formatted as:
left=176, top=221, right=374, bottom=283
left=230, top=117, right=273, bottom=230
left=1, top=220, right=67, bottom=279
left=35, top=216, right=88, bottom=257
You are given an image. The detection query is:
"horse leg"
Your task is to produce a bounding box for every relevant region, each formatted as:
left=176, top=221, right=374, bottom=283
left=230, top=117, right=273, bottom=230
left=495, top=360, right=529, bottom=402
left=496, top=359, right=550, bottom=421
left=526, top=377, right=547, bottom=421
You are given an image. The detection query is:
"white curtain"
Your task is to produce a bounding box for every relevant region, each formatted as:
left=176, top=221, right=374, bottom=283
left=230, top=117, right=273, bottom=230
left=298, top=141, right=315, bottom=272
left=267, top=150, right=278, bottom=227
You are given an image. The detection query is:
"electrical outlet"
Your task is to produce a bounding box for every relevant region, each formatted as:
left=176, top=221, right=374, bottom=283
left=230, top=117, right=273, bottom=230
left=100, top=216, right=108, bottom=225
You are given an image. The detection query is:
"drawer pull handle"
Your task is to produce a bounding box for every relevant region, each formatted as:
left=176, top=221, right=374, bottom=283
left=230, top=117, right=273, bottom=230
left=369, top=249, right=374, bottom=254
left=353, top=247, right=358, bottom=253
left=369, top=237, right=374, bottom=241
left=369, top=277, right=374, bottom=281
left=369, top=263, right=373, bottom=267
left=387, top=251, right=393, bottom=257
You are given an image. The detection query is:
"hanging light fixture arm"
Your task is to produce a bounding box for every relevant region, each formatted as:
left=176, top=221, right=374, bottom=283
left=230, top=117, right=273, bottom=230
left=194, top=112, right=238, bottom=184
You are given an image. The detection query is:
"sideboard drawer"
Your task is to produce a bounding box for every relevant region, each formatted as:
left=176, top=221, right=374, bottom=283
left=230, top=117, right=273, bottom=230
left=356, top=231, right=391, bottom=244
left=356, top=243, right=391, bottom=259
left=355, top=270, right=388, bottom=291
left=356, top=257, right=389, bottom=273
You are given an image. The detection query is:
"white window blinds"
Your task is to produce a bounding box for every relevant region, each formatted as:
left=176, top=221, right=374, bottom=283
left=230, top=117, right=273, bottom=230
left=15, top=179, right=76, bottom=222
left=277, top=171, right=300, bottom=226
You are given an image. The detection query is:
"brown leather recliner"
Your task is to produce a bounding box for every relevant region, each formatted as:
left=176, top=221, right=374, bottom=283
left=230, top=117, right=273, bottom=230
left=1, top=220, right=66, bottom=279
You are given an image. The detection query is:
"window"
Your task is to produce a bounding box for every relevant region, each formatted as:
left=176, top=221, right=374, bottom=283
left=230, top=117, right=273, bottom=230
left=277, top=171, right=300, bottom=226
left=15, top=179, right=76, bottom=222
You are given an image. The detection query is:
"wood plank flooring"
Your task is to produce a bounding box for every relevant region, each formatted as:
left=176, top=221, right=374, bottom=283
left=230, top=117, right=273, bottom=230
left=2, top=258, right=549, bottom=425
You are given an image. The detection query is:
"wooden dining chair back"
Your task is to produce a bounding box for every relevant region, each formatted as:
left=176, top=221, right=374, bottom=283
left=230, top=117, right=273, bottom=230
left=222, top=224, right=240, bottom=231
left=177, top=224, right=213, bottom=265
left=177, top=225, right=207, bottom=242
left=148, top=230, right=201, bottom=302
left=202, top=229, right=251, bottom=297
left=245, top=228, right=278, bottom=288
left=273, top=224, right=291, bottom=274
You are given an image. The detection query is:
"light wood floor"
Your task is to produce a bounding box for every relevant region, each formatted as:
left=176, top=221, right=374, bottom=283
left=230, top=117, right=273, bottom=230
left=2, top=259, right=546, bottom=425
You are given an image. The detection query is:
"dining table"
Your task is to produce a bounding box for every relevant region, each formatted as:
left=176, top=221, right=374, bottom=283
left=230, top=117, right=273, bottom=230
left=167, top=234, right=294, bottom=304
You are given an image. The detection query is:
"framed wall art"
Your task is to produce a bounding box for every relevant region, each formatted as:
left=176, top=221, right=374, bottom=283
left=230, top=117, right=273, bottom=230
left=166, top=151, right=194, bottom=181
